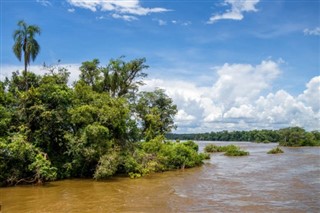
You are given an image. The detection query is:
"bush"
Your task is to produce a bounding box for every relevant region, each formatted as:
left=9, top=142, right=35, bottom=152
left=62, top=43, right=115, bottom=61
left=224, top=148, right=249, bottom=156
left=0, top=134, right=57, bottom=186
left=182, top=140, right=199, bottom=152
left=120, top=149, right=163, bottom=178
left=120, top=139, right=206, bottom=177
left=204, top=144, right=219, bottom=152
left=267, top=146, right=284, bottom=154
left=223, top=145, right=249, bottom=156
left=204, top=144, right=249, bottom=156
left=199, top=152, right=210, bottom=160
left=93, top=150, right=120, bottom=179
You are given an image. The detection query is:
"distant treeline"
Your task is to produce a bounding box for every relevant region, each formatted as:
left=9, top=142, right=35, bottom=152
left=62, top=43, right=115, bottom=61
left=167, top=127, right=320, bottom=146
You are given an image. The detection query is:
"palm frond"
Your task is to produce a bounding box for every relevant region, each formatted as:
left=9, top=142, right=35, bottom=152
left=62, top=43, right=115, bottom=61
left=28, top=39, right=40, bottom=61
left=12, top=42, right=22, bottom=61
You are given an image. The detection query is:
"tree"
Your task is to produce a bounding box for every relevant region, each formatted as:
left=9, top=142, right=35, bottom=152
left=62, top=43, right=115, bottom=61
left=101, top=57, right=148, bottom=97
left=0, top=81, right=12, bottom=137
left=79, top=59, right=101, bottom=90
left=13, top=20, right=41, bottom=90
left=136, top=89, right=177, bottom=140
left=78, top=57, right=148, bottom=98
left=279, top=127, right=305, bottom=146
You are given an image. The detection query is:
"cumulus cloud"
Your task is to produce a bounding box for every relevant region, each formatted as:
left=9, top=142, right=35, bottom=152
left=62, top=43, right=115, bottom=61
left=207, top=0, right=260, bottom=24
left=255, top=90, right=318, bottom=128
left=0, top=64, right=81, bottom=85
left=298, top=76, right=320, bottom=112
left=67, top=0, right=170, bottom=21
left=142, top=60, right=319, bottom=132
left=224, top=104, right=255, bottom=119
left=176, top=109, right=196, bottom=121
left=303, top=27, right=320, bottom=36
left=210, top=60, right=281, bottom=109
left=2, top=60, right=318, bottom=133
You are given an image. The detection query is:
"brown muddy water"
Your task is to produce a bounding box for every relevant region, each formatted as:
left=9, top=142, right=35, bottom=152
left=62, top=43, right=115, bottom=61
left=0, top=142, right=319, bottom=213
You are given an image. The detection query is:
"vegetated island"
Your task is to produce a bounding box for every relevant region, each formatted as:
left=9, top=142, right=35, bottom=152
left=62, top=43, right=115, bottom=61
left=267, top=146, right=284, bottom=154
left=0, top=59, right=212, bottom=186
left=204, top=144, right=249, bottom=156
left=0, top=21, right=212, bottom=187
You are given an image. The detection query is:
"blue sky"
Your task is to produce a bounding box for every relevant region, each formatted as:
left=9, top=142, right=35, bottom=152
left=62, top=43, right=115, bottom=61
left=1, top=0, right=319, bottom=132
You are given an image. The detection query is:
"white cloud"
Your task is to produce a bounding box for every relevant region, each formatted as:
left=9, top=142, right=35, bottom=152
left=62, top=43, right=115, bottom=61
left=175, top=109, right=196, bottom=124
left=67, top=0, right=170, bottom=21
left=36, top=0, right=52, bottom=7
left=210, top=60, right=281, bottom=109
left=68, top=8, right=75, bottom=13
left=96, top=15, right=107, bottom=20
left=207, top=0, right=260, bottom=24
left=182, top=21, right=192, bottom=26
left=298, top=76, right=320, bottom=112
left=224, top=104, right=255, bottom=119
left=112, top=14, right=138, bottom=22
left=141, top=60, right=319, bottom=132
left=255, top=90, right=318, bottom=128
left=0, top=64, right=81, bottom=85
left=158, top=19, right=167, bottom=26
left=153, top=19, right=167, bottom=26
left=2, top=60, right=318, bottom=133
left=303, top=27, right=320, bottom=36
left=170, top=20, right=192, bottom=26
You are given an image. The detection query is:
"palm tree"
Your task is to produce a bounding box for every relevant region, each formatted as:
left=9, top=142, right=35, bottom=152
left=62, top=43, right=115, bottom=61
left=13, top=20, right=41, bottom=90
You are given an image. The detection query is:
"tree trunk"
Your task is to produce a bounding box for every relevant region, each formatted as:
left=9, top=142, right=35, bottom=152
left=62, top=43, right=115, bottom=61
left=24, top=54, right=28, bottom=91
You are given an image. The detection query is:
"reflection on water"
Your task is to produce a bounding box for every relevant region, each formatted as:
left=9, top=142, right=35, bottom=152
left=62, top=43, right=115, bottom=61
left=1, top=142, right=319, bottom=213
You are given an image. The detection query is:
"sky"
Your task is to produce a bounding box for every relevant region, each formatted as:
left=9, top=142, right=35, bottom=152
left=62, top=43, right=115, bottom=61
left=1, top=0, right=319, bottom=133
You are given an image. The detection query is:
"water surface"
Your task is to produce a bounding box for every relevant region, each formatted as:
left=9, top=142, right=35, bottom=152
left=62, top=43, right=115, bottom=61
left=1, top=142, right=319, bottom=212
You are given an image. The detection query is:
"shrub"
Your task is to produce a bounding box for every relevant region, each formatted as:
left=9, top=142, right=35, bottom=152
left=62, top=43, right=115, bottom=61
left=223, top=145, right=249, bottom=156
left=218, top=144, right=238, bottom=152
left=94, top=139, right=207, bottom=179
left=0, top=134, right=57, bottom=186
left=267, top=146, right=284, bottom=154
left=224, top=148, right=249, bottom=156
left=93, top=150, right=120, bottom=179
left=204, top=144, right=249, bottom=156
left=204, top=144, right=219, bottom=152
left=121, top=150, right=161, bottom=178
left=199, top=153, right=210, bottom=160
left=182, top=140, right=199, bottom=152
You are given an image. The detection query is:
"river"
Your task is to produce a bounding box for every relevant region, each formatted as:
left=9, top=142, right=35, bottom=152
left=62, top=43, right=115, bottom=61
left=1, top=142, right=319, bottom=213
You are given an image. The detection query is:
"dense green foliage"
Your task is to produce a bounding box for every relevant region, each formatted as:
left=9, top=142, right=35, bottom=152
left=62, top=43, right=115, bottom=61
left=224, top=146, right=249, bottom=157
left=267, top=146, right=284, bottom=154
left=204, top=144, right=249, bottom=156
left=204, top=144, right=223, bottom=153
left=278, top=127, right=320, bottom=146
left=122, top=138, right=207, bottom=178
left=0, top=22, right=207, bottom=186
left=168, top=127, right=320, bottom=146
left=0, top=58, right=207, bottom=186
left=135, top=89, right=177, bottom=141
